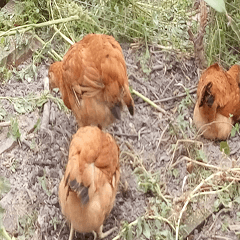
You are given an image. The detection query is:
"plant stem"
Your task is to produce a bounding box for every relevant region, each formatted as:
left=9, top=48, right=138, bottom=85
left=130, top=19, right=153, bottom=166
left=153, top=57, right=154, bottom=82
left=34, top=35, right=62, bottom=61
left=0, top=227, right=13, bottom=240
left=131, top=89, right=166, bottom=114
left=0, top=15, right=79, bottom=37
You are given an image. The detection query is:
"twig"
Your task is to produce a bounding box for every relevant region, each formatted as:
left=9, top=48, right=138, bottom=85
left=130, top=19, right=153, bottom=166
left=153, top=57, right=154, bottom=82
left=151, top=64, right=164, bottom=72
left=160, top=74, right=176, bottom=97
left=171, top=156, right=225, bottom=171
left=155, top=123, right=169, bottom=153
left=175, top=171, right=223, bottom=240
left=0, top=121, right=11, bottom=127
left=129, top=73, right=152, bottom=89
left=208, top=208, right=230, bottom=232
left=192, top=181, right=234, bottom=198
left=211, top=235, right=233, bottom=240
left=131, top=89, right=166, bottom=114
left=110, top=130, right=150, bottom=138
left=169, top=139, right=203, bottom=169
left=154, top=87, right=197, bottom=103
left=126, top=62, right=138, bottom=69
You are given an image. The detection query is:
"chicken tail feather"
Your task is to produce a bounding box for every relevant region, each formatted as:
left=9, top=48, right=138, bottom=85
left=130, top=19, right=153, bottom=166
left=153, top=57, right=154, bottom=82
left=199, top=82, right=214, bottom=107
left=70, top=180, right=89, bottom=205
left=122, top=84, right=134, bottom=116
left=127, top=104, right=134, bottom=116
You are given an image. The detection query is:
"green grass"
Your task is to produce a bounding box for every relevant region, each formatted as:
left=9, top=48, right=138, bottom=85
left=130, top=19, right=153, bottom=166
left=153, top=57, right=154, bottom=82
left=206, top=1, right=240, bottom=68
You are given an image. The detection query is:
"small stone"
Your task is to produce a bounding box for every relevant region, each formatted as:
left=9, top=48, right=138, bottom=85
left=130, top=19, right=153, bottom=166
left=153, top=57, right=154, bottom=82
left=51, top=197, right=58, bottom=205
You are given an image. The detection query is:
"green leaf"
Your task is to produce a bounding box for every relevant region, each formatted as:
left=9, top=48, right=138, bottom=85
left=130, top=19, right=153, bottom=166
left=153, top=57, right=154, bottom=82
left=0, top=37, right=4, bottom=45
left=196, top=149, right=207, bottom=162
left=136, top=218, right=143, bottom=237
left=160, top=229, right=171, bottom=237
left=0, top=107, right=6, bottom=120
left=155, top=219, right=162, bottom=230
left=220, top=141, right=230, bottom=155
left=9, top=118, right=21, bottom=141
left=126, top=225, right=132, bottom=240
left=234, top=196, right=240, bottom=204
left=214, top=198, right=220, bottom=211
left=204, top=0, right=227, bottom=13
left=143, top=220, right=151, bottom=239
left=172, top=168, right=179, bottom=178
left=231, top=123, right=239, bottom=137
left=37, top=176, right=51, bottom=197
left=14, top=102, right=26, bottom=114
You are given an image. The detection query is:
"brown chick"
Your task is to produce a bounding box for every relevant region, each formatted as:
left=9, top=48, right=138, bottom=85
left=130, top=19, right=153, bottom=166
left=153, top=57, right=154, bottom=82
left=48, top=34, right=134, bottom=128
left=193, top=63, right=240, bottom=140
left=58, top=126, right=120, bottom=240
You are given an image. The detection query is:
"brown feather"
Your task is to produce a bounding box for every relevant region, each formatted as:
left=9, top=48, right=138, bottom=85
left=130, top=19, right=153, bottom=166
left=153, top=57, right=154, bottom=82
left=59, top=126, right=120, bottom=236
left=193, top=63, right=240, bottom=140
left=48, top=34, right=134, bottom=128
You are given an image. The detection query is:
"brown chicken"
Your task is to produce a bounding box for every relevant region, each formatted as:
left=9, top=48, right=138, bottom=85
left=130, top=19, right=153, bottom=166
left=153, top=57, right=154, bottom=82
left=193, top=63, right=240, bottom=140
left=58, top=126, right=120, bottom=240
left=48, top=34, right=134, bottom=128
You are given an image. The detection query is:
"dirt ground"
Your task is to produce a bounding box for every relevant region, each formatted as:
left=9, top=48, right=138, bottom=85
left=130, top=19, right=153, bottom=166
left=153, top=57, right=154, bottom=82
left=0, top=44, right=240, bottom=240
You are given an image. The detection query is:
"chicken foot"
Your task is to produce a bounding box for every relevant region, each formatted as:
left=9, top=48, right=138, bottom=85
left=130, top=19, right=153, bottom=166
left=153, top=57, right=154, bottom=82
left=94, top=225, right=118, bottom=240
left=68, top=223, right=117, bottom=240
left=68, top=224, right=75, bottom=240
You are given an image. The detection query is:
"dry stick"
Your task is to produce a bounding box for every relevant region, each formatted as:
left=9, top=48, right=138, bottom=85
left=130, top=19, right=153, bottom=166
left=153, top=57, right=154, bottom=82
left=208, top=208, right=231, bottom=232
left=160, top=74, right=176, bottom=97
left=175, top=171, right=223, bottom=240
left=211, top=236, right=233, bottom=240
left=0, top=121, right=11, bottom=127
left=192, top=181, right=234, bottom=198
left=154, top=87, right=197, bottom=103
left=169, top=139, right=203, bottom=169
left=171, top=156, right=221, bottom=170
left=155, top=123, right=169, bottom=153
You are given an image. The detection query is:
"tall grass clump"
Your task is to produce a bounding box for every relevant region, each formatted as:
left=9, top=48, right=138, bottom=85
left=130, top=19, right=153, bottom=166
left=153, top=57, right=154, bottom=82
left=206, top=0, right=240, bottom=67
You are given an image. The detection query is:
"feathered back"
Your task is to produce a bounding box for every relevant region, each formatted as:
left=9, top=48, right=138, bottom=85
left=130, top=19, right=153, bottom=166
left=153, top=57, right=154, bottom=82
left=49, top=34, right=134, bottom=128
left=58, top=126, right=120, bottom=233
left=65, top=126, right=120, bottom=189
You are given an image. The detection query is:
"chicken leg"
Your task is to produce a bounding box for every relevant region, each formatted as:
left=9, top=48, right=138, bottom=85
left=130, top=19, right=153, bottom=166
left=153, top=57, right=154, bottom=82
left=96, top=225, right=118, bottom=239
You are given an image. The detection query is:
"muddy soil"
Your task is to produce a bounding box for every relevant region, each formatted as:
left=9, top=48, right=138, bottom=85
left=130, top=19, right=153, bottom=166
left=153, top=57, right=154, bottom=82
left=0, top=44, right=239, bottom=240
